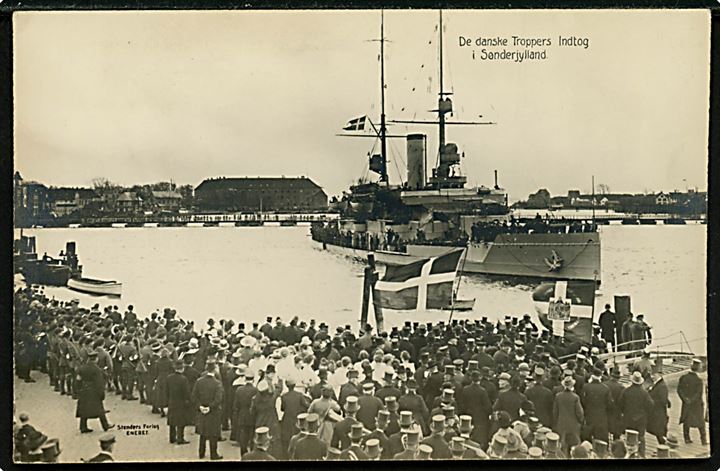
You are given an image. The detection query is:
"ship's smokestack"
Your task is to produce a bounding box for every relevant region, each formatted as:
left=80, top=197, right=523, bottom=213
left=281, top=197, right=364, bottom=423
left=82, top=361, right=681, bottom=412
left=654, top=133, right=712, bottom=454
left=494, top=170, right=499, bottom=189
left=407, top=134, right=426, bottom=190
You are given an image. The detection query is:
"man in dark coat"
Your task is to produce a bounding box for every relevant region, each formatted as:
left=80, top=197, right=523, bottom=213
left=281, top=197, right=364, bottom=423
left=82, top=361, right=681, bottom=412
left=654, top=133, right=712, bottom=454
left=553, top=376, right=584, bottom=455
left=580, top=368, right=613, bottom=443
left=279, top=379, right=311, bottom=459
left=458, top=370, right=492, bottom=449
left=603, top=366, right=625, bottom=439
left=398, top=378, right=430, bottom=436
left=340, top=423, right=370, bottom=460
left=292, top=413, right=328, bottom=460
left=597, top=304, right=616, bottom=348
left=677, top=359, right=707, bottom=444
left=76, top=351, right=114, bottom=433
left=647, top=373, right=670, bottom=445
left=617, top=371, right=654, bottom=457
left=332, top=396, right=360, bottom=450
left=191, top=363, right=224, bottom=460
left=357, top=383, right=384, bottom=431
left=524, top=368, right=554, bottom=429
left=421, top=415, right=452, bottom=459
left=233, top=370, right=258, bottom=453
left=166, top=360, right=192, bottom=444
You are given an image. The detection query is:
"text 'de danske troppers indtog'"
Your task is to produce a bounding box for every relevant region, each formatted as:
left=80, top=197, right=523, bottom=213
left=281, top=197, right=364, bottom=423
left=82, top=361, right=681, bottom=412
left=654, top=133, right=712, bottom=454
left=458, top=35, right=590, bottom=63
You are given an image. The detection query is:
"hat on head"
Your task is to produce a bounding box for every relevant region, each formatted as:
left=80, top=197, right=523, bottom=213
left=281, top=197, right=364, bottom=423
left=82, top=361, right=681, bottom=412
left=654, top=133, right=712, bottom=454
left=99, top=433, right=116, bottom=444
left=441, top=388, right=454, bottom=403
left=571, top=444, right=589, bottom=458
left=430, top=414, right=446, bottom=432
left=257, top=380, right=269, bottom=393
left=444, top=364, right=455, bottom=375
left=666, top=433, right=679, bottom=448
left=350, top=423, right=365, bottom=440
left=366, top=438, right=381, bottom=458
left=399, top=411, right=414, bottom=428
left=528, top=447, right=543, bottom=458
left=625, top=429, right=639, bottom=446
left=404, top=429, right=420, bottom=446
left=406, top=378, right=418, bottom=389
left=417, top=444, right=433, bottom=459
left=384, top=396, right=398, bottom=411
left=467, top=360, right=478, bottom=370
left=562, top=376, right=576, bottom=389
left=593, top=439, right=609, bottom=456
left=362, top=382, right=375, bottom=392
left=655, top=444, right=670, bottom=458
left=376, top=409, right=390, bottom=424
left=451, top=436, right=465, bottom=453
left=306, top=413, right=320, bottom=432
left=345, top=396, right=360, bottom=413
left=545, top=432, right=560, bottom=450
left=630, top=371, right=644, bottom=385
left=254, top=426, right=271, bottom=446
left=347, top=368, right=359, bottom=379
left=441, top=405, right=455, bottom=417
left=458, top=415, right=473, bottom=434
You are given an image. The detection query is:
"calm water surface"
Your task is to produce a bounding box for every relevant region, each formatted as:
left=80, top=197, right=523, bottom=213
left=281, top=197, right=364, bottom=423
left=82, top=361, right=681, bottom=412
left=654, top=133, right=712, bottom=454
left=18, top=225, right=707, bottom=354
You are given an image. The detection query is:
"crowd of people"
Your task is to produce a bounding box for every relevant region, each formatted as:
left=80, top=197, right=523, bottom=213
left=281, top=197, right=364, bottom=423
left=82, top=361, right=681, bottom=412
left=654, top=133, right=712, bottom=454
left=13, top=285, right=708, bottom=462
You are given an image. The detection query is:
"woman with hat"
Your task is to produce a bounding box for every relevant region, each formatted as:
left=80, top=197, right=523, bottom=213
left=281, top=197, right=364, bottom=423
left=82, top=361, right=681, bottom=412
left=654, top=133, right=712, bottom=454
left=489, top=411, right=527, bottom=457
left=552, top=375, right=584, bottom=455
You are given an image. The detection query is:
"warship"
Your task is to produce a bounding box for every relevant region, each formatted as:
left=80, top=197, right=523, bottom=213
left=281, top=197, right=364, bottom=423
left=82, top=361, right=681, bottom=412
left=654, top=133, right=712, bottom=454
left=311, top=10, right=601, bottom=285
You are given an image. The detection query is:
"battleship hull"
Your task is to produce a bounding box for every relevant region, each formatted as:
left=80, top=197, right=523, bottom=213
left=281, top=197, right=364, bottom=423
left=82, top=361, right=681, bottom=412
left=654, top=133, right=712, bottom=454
left=315, top=232, right=601, bottom=284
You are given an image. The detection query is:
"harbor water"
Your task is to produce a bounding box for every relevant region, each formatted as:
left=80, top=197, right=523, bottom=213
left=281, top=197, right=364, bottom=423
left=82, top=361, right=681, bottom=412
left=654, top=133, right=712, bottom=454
left=16, top=224, right=707, bottom=354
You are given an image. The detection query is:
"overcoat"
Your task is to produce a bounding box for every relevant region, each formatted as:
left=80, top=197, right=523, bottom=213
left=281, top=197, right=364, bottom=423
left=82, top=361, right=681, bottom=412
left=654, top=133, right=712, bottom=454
left=166, top=371, right=192, bottom=427
left=191, top=373, right=224, bottom=438
left=647, top=378, right=670, bottom=437
left=677, top=371, right=704, bottom=428
left=618, top=383, right=654, bottom=431
left=552, top=390, right=584, bottom=436
left=76, top=362, right=106, bottom=418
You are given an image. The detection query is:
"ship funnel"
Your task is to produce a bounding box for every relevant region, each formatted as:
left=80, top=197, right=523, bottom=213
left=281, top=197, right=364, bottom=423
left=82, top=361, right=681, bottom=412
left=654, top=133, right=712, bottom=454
left=406, top=134, right=426, bottom=190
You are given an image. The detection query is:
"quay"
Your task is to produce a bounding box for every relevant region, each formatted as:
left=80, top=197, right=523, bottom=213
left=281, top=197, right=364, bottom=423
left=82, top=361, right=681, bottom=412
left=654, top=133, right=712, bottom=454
left=13, top=368, right=709, bottom=462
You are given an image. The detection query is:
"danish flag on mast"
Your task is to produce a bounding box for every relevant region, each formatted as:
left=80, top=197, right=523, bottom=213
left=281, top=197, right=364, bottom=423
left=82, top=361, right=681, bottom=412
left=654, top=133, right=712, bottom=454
left=373, top=249, right=464, bottom=311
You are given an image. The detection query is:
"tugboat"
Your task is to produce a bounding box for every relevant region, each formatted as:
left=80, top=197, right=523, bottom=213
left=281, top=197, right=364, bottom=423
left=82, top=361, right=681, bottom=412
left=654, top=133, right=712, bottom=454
left=311, top=10, right=602, bottom=285
left=14, top=236, right=80, bottom=286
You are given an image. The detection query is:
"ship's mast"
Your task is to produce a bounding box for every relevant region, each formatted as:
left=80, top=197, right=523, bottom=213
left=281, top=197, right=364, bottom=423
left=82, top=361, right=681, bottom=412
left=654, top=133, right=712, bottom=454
left=379, top=10, right=388, bottom=183
left=438, top=9, right=446, bottom=156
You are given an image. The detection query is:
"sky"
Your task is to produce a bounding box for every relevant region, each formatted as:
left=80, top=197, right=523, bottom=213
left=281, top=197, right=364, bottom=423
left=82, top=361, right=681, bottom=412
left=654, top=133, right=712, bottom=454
left=14, top=9, right=710, bottom=202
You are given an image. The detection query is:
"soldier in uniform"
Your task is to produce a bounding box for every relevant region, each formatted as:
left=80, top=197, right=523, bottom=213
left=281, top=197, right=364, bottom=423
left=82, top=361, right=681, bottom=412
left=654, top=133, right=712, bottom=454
left=191, top=362, right=224, bottom=460
left=117, top=335, right=138, bottom=400
left=242, top=427, right=276, bottom=461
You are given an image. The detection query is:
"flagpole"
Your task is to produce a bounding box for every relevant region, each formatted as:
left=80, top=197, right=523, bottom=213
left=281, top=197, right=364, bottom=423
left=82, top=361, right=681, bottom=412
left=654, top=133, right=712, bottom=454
left=447, top=246, right=469, bottom=324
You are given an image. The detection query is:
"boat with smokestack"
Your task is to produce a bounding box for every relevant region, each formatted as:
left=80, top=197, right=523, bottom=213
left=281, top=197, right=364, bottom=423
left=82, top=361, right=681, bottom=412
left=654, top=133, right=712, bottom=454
left=311, top=10, right=601, bottom=285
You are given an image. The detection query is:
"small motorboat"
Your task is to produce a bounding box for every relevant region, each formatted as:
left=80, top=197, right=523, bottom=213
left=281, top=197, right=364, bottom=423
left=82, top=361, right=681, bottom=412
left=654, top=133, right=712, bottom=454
left=67, top=277, right=122, bottom=297
left=441, top=298, right=476, bottom=312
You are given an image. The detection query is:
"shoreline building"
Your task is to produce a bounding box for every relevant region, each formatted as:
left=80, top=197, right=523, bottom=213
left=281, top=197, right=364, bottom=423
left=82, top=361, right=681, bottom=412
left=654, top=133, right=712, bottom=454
left=194, top=176, right=328, bottom=212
